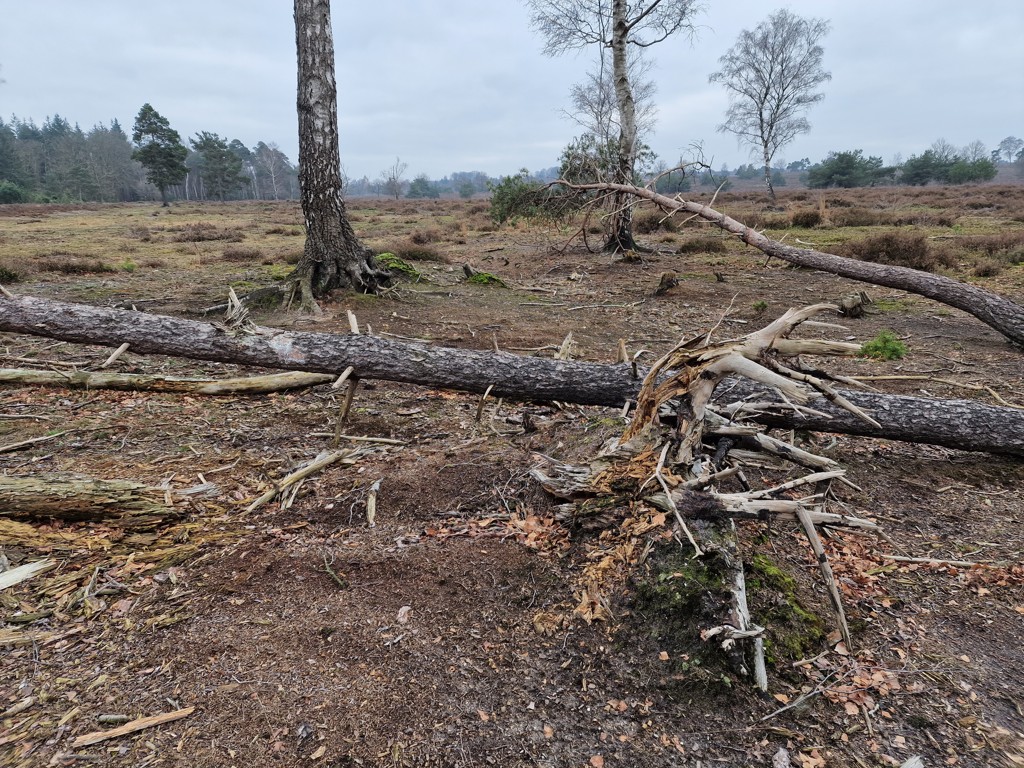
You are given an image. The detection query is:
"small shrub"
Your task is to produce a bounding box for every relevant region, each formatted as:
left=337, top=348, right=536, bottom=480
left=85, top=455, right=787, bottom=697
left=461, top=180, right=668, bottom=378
left=141, top=258, right=166, bottom=268
left=791, top=209, right=822, bottom=228
left=127, top=225, right=152, bottom=241
left=972, top=258, right=1003, bottom=277
left=677, top=237, right=727, bottom=255
left=38, top=254, right=116, bottom=274
left=409, top=228, right=442, bottom=244
left=265, top=226, right=301, bottom=236
left=839, top=231, right=954, bottom=272
left=389, top=240, right=446, bottom=262
left=221, top=245, right=263, bottom=262
left=860, top=330, right=907, bottom=361
left=282, top=250, right=303, bottom=265
left=830, top=208, right=894, bottom=227
left=752, top=300, right=768, bottom=314
left=633, top=209, right=678, bottom=234
left=120, top=259, right=137, bottom=272
left=0, top=265, right=22, bottom=282
left=173, top=222, right=244, bottom=242
left=746, top=212, right=789, bottom=229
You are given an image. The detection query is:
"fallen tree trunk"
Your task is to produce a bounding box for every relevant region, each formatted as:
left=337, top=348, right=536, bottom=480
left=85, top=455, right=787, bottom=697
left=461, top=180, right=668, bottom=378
left=566, top=181, right=1024, bottom=347
left=0, top=475, right=180, bottom=529
left=0, top=293, right=1022, bottom=457
left=0, top=368, right=334, bottom=394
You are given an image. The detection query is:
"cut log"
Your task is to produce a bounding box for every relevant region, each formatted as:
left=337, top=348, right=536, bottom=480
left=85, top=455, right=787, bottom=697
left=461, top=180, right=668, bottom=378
left=0, top=368, right=334, bottom=394
left=0, top=475, right=180, bottom=529
left=563, top=181, right=1024, bottom=347
left=1, top=293, right=1022, bottom=457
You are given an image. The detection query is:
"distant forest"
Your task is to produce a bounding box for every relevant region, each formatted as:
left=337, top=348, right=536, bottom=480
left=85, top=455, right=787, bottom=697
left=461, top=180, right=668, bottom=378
left=0, top=111, right=1021, bottom=205
left=0, top=113, right=522, bottom=204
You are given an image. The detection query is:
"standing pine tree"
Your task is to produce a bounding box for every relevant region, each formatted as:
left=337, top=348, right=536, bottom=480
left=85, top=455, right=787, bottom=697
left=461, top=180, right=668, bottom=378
left=189, top=132, right=245, bottom=201
left=131, top=104, right=188, bottom=206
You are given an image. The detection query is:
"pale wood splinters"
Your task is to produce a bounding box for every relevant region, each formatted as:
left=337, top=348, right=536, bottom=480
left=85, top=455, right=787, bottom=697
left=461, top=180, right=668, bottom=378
left=476, top=384, right=495, bottom=422
left=71, top=706, right=196, bottom=748
left=365, top=479, right=381, bottom=527
left=795, top=502, right=853, bottom=650
left=331, top=365, right=355, bottom=389
left=99, top=342, right=130, bottom=369
left=651, top=444, right=703, bottom=557
left=246, top=450, right=362, bottom=513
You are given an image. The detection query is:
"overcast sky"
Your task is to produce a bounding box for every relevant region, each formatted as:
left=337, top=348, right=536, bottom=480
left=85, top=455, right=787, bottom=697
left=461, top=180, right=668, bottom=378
left=1, top=1, right=1021, bottom=180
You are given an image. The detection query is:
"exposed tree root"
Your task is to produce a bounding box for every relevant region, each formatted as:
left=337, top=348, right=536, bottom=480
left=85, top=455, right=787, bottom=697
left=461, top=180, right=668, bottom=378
left=531, top=304, right=893, bottom=691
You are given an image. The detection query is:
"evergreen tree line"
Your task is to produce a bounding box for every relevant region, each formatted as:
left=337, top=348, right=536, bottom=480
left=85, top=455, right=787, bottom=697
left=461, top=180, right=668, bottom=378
left=0, top=108, right=300, bottom=204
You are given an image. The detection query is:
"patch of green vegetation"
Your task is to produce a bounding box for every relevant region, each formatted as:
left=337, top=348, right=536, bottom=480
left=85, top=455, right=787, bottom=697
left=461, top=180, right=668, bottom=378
left=859, top=330, right=907, bottom=361
left=377, top=252, right=421, bottom=281
left=465, top=271, right=507, bottom=287
left=120, top=259, right=137, bottom=272
left=748, top=554, right=825, bottom=662
left=752, top=300, right=768, bottom=314
left=264, top=263, right=293, bottom=281
left=632, top=546, right=736, bottom=691
left=873, top=297, right=911, bottom=312
left=0, top=266, right=22, bottom=283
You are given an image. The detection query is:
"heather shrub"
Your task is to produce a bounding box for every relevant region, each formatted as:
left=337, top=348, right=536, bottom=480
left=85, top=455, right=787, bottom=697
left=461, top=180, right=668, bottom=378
left=838, top=231, right=954, bottom=272
left=221, top=245, right=263, bottom=262
left=677, top=236, right=727, bottom=254
left=633, top=208, right=678, bottom=234
left=791, top=209, right=822, bottom=228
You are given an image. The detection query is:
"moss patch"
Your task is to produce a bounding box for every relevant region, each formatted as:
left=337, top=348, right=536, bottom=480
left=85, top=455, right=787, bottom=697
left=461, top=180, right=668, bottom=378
left=748, top=554, right=825, bottom=665
left=465, top=271, right=507, bottom=287
left=629, top=545, right=737, bottom=692
left=377, top=252, right=421, bottom=281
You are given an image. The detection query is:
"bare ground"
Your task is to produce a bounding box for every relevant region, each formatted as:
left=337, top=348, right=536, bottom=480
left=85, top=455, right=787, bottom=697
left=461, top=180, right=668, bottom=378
left=1, top=190, right=1023, bottom=767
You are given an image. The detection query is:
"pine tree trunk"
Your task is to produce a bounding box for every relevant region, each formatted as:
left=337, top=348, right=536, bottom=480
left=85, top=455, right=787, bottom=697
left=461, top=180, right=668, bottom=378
left=292, top=0, right=389, bottom=305
left=1, top=293, right=1022, bottom=458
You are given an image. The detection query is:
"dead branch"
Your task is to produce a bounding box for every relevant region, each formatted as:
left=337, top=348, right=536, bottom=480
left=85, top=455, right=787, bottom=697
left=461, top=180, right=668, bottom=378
left=558, top=179, right=1024, bottom=347
left=0, top=368, right=334, bottom=394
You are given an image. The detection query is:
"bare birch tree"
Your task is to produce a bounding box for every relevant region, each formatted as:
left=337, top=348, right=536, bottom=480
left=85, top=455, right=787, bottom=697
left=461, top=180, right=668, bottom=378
left=567, top=53, right=657, bottom=149
left=709, top=9, right=830, bottom=200
left=527, top=0, right=701, bottom=252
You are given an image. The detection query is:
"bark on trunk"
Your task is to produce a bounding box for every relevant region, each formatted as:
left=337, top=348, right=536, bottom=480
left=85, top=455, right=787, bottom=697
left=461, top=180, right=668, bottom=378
left=565, top=181, right=1024, bottom=347
left=1, top=293, right=1022, bottom=457
left=293, top=0, right=389, bottom=303
left=606, top=0, right=638, bottom=253
left=762, top=152, right=775, bottom=200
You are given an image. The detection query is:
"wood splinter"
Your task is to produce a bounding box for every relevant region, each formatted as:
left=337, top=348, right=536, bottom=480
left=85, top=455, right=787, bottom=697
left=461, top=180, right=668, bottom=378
left=71, top=706, right=196, bottom=748
left=99, top=342, right=130, bottom=369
